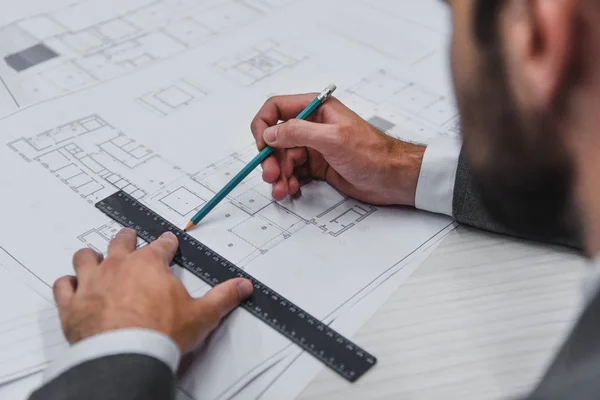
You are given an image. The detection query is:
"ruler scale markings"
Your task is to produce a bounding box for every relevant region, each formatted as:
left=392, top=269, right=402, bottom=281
left=95, top=191, right=377, bottom=382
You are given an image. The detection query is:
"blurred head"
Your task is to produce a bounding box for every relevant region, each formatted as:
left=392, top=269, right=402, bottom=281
left=446, top=0, right=599, bottom=240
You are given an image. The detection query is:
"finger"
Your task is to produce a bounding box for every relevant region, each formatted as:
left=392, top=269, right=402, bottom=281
left=272, top=176, right=289, bottom=201
left=107, top=228, right=137, bottom=259
left=264, top=147, right=287, bottom=184
left=53, top=275, right=77, bottom=312
left=145, top=231, right=179, bottom=264
left=280, top=150, right=294, bottom=178
left=263, top=119, right=341, bottom=156
left=261, top=156, right=281, bottom=184
left=289, top=175, right=300, bottom=196
left=72, top=248, right=102, bottom=280
left=251, top=93, right=321, bottom=149
left=280, top=147, right=308, bottom=178
left=73, top=247, right=103, bottom=267
left=193, top=278, right=253, bottom=324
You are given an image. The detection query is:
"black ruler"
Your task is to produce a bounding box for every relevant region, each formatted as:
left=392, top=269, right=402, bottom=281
left=95, top=191, right=377, bottom=382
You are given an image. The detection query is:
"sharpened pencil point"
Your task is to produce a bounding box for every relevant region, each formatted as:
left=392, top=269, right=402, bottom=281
left=184, top=221, right=195, bottom=232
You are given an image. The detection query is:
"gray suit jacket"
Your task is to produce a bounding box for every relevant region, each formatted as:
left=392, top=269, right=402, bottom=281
left=29, top=150, right=591, bottom=400
left=453, top=148, right=582, bottom=250
left=28, top=354, right=175, bottom=400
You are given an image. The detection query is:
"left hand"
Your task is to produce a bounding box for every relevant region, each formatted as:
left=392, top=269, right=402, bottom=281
left=53, top=228, right=253, bottom=353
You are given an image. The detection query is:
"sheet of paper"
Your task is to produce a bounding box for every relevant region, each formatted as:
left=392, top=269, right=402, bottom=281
left=0, top=0, right=458, bottom=397
left=231, top=223, right=457, bottom=400
left=0, top=247, right=67, bottom=385
left=0, top=226, right=454, bottom=399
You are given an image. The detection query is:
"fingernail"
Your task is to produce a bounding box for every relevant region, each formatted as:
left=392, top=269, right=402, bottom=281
left=237, top=279, right=253, bottom=299
left=160, top=231, right=178, bottom=243
left=263, top=126, right=278, bottom=144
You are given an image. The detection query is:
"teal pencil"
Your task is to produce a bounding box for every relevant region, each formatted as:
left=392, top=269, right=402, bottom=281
left=184, top=84, right=337, bottom=232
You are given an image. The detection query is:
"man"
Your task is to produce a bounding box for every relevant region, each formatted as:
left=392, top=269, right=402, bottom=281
left=28, top=0, right=598, bottom=398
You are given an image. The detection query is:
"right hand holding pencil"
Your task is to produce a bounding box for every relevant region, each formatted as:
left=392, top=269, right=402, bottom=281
left=251, top=94, right=426, bottom=206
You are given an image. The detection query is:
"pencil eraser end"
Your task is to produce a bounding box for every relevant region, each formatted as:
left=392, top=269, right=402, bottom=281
left=327, top=84, right=337, bottom=93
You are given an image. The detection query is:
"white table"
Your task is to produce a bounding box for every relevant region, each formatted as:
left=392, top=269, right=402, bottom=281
left=299, top=226, right=587, bottom=399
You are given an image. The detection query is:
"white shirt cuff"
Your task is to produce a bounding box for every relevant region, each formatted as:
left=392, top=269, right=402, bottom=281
left=415, top=136, right=462, bottom=216
left=43, top=329, right=181, bottom=383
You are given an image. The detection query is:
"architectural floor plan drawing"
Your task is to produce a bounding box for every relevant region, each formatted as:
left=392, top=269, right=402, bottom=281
left=213, top=39, right=307, bottom=86
left=0, top=0, right=279, bottom=115
left=136, top=77, right=208, bottom=116
left=0, top=0, right=464, bottom=398
left=0, top=107, right=452, bottom=399
left=189, top=147, right=377, bottom=265
left=337, top=69, right=461, bottom=145
left=7, top=115, right=377, bottom=268
left=6, top=115, right=179, bottom=205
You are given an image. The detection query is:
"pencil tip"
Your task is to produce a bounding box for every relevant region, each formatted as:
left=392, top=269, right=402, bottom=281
left=184, top=221, right=195, bottom=232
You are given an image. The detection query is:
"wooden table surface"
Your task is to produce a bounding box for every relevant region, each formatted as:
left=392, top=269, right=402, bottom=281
left=299, top=226, right=587, bottom=399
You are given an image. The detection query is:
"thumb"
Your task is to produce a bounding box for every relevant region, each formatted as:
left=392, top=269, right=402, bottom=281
left=263, top=119, right=340, bottom=154
left=193, top=278, right=253, bottom=325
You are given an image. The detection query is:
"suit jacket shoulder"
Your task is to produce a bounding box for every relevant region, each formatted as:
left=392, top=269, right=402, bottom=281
left=453, top=147, right=581, bottom=250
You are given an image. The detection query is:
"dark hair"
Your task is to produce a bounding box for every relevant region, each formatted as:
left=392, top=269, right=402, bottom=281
left=474, top=0, right=505, bottom=45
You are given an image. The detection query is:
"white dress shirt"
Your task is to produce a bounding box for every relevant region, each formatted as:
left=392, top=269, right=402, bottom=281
left=42, top=136, right=463, bottom=382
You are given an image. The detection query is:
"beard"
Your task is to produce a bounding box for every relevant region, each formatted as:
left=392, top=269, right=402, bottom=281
left=455, top=45, right=578, bottom=241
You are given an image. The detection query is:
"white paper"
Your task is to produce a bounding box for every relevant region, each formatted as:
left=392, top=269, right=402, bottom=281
left=0, top=0, right=458, bottom=397
left=0, top=248, right=68, bottom=385
left=232, top=223, right=457, bottom=400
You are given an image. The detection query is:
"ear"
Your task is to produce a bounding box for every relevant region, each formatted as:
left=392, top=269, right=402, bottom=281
left=517, top=0, right=579, bottom=106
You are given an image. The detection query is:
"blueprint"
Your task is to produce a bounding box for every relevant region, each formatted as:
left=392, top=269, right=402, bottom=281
left=7, top=114, right=378, bottom=271
left=0, top=0, right=458, bottom=397
left=0, top=0, right=296, bottom=117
